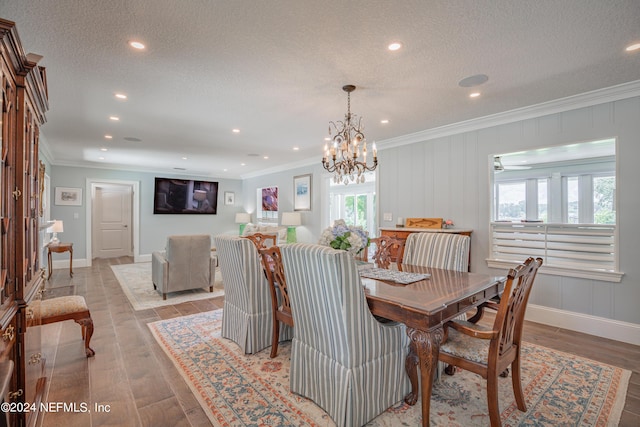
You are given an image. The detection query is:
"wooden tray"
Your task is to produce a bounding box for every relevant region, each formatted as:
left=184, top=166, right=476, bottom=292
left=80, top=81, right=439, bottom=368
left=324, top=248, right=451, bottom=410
left=405, top=218, right=443, bottom=229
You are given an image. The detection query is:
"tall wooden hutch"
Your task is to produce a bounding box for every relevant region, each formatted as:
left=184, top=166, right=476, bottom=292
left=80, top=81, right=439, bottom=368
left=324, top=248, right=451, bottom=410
left=1, top=18, right=49, bottom=427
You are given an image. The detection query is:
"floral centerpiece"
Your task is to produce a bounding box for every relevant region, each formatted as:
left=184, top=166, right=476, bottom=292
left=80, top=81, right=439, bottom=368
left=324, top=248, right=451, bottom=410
left=318, top=219, right=369, bottom=256
left=443, top=219, right=454, bottom=229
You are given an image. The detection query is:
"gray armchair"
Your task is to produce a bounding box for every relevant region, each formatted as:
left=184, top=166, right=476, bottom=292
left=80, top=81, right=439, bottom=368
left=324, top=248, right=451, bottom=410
left=152, top=235, right=217, bottom=300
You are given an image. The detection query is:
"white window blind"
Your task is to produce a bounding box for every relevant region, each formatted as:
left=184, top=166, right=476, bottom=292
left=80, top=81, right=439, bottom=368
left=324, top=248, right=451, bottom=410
left=488, top=222, right=623, bottom=282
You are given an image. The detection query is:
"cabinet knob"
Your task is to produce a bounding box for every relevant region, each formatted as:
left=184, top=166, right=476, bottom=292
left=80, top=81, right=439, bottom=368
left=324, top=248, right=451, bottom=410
left=12, top=188, right=22, bottom=200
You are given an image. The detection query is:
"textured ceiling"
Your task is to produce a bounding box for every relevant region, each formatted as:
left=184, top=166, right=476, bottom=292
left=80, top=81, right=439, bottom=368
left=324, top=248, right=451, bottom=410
left=3, top=0, right=640, bottom=178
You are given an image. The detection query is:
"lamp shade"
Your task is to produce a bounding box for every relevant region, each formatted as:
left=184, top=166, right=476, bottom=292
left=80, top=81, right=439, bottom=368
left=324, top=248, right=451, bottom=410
left=235, top=213, right=251, bottom=224
left=281, top=212, right=301, bottom=226
left=47, top=220, right=64, bottom=233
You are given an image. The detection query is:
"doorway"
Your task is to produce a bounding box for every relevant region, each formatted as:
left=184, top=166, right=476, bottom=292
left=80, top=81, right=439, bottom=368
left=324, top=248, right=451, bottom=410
left=85, top=179, right=140, bottom=265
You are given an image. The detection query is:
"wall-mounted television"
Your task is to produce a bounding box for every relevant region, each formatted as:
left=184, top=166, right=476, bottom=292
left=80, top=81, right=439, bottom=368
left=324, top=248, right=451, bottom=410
left=153, top=178, right=219, bottom=214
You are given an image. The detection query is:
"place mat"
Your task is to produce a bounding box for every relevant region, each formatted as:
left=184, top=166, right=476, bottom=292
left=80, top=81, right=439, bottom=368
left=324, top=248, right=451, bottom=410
left=359, top=267, right=430, bottom=284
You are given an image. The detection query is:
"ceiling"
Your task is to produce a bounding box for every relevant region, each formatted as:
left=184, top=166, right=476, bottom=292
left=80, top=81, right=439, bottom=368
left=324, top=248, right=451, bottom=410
left=3, top=0, right=640, bottom=179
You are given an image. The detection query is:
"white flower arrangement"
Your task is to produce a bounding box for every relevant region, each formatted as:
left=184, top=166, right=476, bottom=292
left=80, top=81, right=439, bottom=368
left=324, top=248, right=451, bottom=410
left=318, top=219, right=369, bottom=256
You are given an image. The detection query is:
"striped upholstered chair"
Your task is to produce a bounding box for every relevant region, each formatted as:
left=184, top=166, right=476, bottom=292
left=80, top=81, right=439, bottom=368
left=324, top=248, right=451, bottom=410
left=214, top=235, right=292, bottom=354
left=280, top=243, right=410, bottom=427
left=403, top=232, right=470, bottom=272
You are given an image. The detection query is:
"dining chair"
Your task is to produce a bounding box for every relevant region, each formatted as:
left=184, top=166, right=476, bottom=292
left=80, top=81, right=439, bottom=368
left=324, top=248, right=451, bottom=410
left=280, top=243, right=410, bottom=427
left=403, top=232, right=470, bottom=272
left=258, top=245, right=294, bottom=358
left=369, top=235, right=405, bottom=269
left=214, top=234, right=292, bottom=354
left=438, top=257, right=543, bottom=427
left=243, top=232, right=277, bottom=250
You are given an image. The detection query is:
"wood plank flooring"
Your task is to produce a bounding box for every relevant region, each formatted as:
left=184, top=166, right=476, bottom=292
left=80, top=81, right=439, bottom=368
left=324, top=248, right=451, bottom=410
left=38, top=257, right=639, bottom=426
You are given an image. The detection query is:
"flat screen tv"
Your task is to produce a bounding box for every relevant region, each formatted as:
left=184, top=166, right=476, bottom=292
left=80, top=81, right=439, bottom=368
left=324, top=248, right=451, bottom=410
left=153, top=178, right=219, bottom=214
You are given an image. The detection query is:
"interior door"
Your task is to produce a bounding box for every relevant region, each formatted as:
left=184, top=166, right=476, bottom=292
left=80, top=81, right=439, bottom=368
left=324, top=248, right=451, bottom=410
left=93, top=185, right=132, bottom=258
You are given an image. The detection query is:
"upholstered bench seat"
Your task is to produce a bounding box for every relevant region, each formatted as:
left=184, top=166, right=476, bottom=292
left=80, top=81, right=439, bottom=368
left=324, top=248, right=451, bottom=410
left=31, top=295, right=95, bottom=357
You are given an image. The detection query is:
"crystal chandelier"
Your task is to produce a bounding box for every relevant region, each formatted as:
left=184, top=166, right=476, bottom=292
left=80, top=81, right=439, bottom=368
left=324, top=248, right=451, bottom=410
left=322, top=85, right=377, bottom=184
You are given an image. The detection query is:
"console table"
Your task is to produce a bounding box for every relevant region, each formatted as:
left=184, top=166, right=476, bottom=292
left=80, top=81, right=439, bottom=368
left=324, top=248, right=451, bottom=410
left=379, top=227, right=473, bottom=267
left=47, top=242, right=74, bottom=279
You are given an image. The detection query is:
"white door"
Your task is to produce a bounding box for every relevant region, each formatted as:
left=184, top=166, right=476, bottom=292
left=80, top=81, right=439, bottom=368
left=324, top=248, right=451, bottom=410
left=93, top=185, right=132, bottom=258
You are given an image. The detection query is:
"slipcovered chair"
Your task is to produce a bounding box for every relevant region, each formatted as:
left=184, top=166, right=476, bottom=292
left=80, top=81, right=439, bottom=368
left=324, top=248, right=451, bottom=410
left=280, top=243, right=410, bottom=427
left=403, top=232, right=470, bottom=272
left=214, top=235, right=292, bottom=354
left=439, top=257, right=543, bottom=427
left=151, top=235, right=217, bottom=300
left=403, top=232, right=471, bottom=376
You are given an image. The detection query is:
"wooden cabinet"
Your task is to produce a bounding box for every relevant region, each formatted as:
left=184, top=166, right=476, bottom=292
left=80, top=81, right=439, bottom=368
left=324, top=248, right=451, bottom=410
left=1, top=18, right=48, bottom=427
left=379, top=227, right=473, bottom=267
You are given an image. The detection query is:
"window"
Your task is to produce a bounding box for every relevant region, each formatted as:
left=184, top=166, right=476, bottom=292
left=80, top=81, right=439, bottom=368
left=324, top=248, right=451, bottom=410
left=489, top=139, right=622, bottom=282
left=327, top=172, right=376, bottom=237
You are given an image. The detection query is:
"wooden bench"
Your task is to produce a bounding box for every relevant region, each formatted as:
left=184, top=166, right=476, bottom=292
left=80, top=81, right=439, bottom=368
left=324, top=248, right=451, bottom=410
left=31, top=295, right=95, bottom=357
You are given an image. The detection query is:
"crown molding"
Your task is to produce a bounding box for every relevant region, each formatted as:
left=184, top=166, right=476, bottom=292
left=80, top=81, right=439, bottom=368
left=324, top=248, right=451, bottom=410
left=378, top=80, right=640, bottom=151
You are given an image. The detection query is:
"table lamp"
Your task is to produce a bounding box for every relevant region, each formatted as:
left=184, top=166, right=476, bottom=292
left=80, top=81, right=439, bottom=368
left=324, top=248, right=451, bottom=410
left=47, top=220, right=64, bottom=244
left=235, top=212, right=251, bottom=235
left=281, top=212, right=301, bottom=243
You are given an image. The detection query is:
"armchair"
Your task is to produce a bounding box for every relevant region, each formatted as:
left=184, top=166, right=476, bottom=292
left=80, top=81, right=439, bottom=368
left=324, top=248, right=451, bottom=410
left=439, top=257, right=543, bottom=427
left=214, top=235, right=292, bottom=354
left=151, top=235, right=216, bottom=300
left=280, top=243, right=410, bottom=427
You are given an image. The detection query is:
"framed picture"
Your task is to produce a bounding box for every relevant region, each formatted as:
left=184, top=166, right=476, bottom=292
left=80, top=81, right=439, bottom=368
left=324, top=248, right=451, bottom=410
left=224, top=191, right=235, bottom=205
left=55, top=187, right=82, bottom=206
left=293, top=174, right=312, bottom=211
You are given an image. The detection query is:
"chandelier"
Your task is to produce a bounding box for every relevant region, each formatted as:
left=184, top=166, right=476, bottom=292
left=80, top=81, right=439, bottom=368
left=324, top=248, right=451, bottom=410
left=322, top=85, right=377, bottom=184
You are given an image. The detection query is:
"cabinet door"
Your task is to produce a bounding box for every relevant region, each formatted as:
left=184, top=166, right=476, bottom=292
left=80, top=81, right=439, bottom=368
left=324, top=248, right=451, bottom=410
left=1, top=59, right=16, bottom=311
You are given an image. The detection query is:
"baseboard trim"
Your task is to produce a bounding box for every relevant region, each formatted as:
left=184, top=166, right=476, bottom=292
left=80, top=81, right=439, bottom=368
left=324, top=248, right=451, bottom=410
left=526, top=304, right=640, bottom=346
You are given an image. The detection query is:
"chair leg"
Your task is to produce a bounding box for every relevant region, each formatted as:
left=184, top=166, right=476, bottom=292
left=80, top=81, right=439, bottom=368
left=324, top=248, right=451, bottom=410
left=270, top=317, right=280, bottom=358
left=511, top=358, right=527, bottom=412
left=209, top=286, right=213, bottom=292
left=487, top=374, right=502, bottom=427
left=163, top=293, right=167, bottom=300
left=75, top=316, right=95, bottom=357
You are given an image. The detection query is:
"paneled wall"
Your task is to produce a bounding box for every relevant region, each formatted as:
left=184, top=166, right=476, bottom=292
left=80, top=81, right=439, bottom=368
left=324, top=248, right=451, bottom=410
left=376, top=97, right=640, bottom=325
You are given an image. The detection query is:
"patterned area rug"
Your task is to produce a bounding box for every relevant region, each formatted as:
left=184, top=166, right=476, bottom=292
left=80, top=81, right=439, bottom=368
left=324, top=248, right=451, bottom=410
left=148, top=310, right=630, bottom=426
left=111, top=263, right=224, bottom=311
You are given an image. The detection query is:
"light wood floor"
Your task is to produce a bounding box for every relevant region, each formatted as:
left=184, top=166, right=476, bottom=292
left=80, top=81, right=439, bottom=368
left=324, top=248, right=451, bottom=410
left=38, top=257, right=639, bottom=427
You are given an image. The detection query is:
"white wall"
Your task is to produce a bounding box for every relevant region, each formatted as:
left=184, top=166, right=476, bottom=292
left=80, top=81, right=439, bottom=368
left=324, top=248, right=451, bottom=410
left=47, top=166, right=243, bottom=260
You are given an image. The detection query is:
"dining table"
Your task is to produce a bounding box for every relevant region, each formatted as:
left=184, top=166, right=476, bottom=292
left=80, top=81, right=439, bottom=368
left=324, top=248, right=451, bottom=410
left=360, top=263, right=505, bottom=427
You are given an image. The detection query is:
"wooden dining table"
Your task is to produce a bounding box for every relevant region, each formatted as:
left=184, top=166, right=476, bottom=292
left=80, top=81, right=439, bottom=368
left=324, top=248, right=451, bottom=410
left=360, top=263, right=505, bottom=427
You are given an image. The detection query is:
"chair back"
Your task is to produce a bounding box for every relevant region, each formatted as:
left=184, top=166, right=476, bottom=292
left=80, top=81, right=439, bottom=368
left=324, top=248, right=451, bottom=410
left=493, top=257, right=543, bottom=356
left=259, top=246, right=293, bottom=324
left=403, top=232, right=470, bottom=271
left=281, top=243, right=376, bottom=365
left=165, top=235, right=212, bottom=286
left=369, top=236, right=405, bottom=268
left=244, top=232, right=277, bottom=250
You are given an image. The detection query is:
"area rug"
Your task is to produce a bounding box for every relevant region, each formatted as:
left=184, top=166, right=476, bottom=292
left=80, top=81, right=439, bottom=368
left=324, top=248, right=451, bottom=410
left=148, top=310, right=630, bottom=426
left=111, top=263, right=224, bottom=310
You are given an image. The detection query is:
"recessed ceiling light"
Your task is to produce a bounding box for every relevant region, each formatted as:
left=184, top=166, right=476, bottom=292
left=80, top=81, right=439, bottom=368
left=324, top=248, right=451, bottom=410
left=104, top=134, right=113, bottom=139
left=458, top=74, right=489, bottom=88
left=380, top=119, right=389, bottom=124
left=626, top=43, right=640, bottom=52
left=232, top=128, right=240, bottom=133
left=388, top=42, right=403, bottom=51
left=263, top=156, right=269, bottom=159
left=223, top=169, right=228, bottom=172
left=115, top=93, right=127, bottom=100
left=182, top=156, right=187, bottom=160
left=100, top=148, right=108, bottom=152
left=240, top=163, right=246, bottom=166
left=129, top=41, right=145, bottom=50
left=324, top=137, right=331, bottom=141
left=293, top=147, right=299, bottom=151
left=109, top=116, right=120, bottom=121
left=469, top=92, right=481, bottom=98
left=99, top=157, right=105, bottom=160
